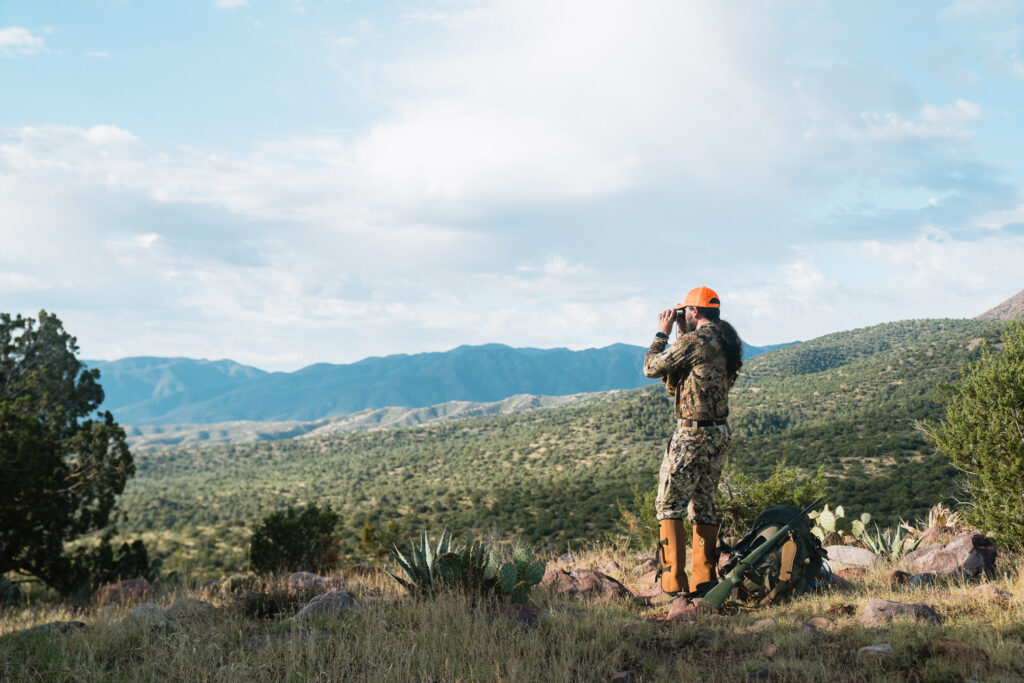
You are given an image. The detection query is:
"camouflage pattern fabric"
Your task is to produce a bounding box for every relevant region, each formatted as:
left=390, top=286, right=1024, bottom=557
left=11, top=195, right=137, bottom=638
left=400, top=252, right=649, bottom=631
left=643, top=321, right=733, bottom=421
left=655, top=422, right=731, bottom=523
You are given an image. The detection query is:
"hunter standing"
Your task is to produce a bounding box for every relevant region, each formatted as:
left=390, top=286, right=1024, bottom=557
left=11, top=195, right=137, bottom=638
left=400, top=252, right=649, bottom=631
left=643, top=286, right=743, bottom=597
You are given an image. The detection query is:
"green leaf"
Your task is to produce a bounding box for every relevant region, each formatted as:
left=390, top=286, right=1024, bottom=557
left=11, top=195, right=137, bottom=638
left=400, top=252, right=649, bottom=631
left=513, top=547, right=532, bottom=568
left=484, top=550, right=500, bottom=580
left=524, top=561, right=545, bottom=585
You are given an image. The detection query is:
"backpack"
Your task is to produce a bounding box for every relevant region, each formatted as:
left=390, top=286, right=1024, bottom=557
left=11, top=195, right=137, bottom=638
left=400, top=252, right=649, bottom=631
left=718, top=505, right=828, bottom=606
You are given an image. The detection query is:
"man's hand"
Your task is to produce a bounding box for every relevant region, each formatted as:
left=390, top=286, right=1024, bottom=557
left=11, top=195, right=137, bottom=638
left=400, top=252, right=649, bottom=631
left=657, top=309, right=675, bottom=336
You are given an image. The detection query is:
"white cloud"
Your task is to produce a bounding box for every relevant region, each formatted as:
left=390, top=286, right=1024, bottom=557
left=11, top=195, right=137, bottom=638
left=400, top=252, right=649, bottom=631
left=215, top=0, right=249, bottom=9
left=0, top=27, right=46, bottom=57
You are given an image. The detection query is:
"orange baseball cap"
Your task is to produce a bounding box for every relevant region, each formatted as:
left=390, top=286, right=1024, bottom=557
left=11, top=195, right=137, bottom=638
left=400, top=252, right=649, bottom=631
left=674, top=286, right=721, bottom=309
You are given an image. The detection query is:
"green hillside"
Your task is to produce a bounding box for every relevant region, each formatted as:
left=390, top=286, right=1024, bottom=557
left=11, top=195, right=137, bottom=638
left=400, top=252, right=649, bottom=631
left=117, top=318, right=1006, bottom=576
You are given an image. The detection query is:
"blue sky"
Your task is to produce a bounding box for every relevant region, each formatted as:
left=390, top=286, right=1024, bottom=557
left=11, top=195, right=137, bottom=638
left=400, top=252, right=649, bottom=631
left=2, top=0, right=1024, bottom=370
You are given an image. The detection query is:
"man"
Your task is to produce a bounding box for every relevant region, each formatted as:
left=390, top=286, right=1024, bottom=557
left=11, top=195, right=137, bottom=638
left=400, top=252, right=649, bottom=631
left=643, top=286, right=743, bottom=599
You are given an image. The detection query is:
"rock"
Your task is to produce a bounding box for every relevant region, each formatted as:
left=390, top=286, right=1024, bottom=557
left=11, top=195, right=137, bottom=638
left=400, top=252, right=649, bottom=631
left=824, top=545, right=882, bottom=570
left=501, top=603, right=540, bottom=632
left=886, top=570, right=911, bottom=586
left=93, top=578, right=155, bottom=606
left=600, top=561, right=621, bottom=575
left=18, top=621, right=86, bottom=640
left=909, top=573, right=936, bottom=588
left=608, top=672, right=634, bottom=683
left=826, top=573, right=855, bottom=592
left=857, top=599, right=941, bottom=627
left=835, top=567, right=867, bottom=580
left=632, top=559, right=657, bottom=575
left=221, top=573, right=259, bottom=595
left=665, top=597, right=716, bottom=621
left=558, top=552, right=581, bottom=563
left=857, top=643, right=894, bottom=660
left=971, top=584, right=1012, bottom=601
left=286, top=572, right=346, bottom=594
left=761, top=643, right=779, bottom=658
left=926, top=637, right=989, bottom=664
left=808, top=617, right=836, bottom=631
left=898, top=533, right=996, bottom=579
left=539, top=569, right=632, bottom=603
left=292, top=590, right=357, bottom=623
left=127, top=602, right=169, bottom=627
left=166, top=598, right=215, bottom=620
left=749, top=617, right=777, bottom=631
left=638, top=569, right=658, bottom=585
left=798, top=622, right=821, bottom=639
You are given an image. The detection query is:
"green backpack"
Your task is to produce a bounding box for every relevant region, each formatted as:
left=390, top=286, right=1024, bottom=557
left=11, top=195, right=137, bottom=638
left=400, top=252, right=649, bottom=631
left=718, top=505, right=828, bottom=605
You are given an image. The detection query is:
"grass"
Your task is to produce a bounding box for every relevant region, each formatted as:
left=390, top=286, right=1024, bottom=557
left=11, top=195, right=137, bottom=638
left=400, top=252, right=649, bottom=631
left=3, top=544, right=1023, bottom=682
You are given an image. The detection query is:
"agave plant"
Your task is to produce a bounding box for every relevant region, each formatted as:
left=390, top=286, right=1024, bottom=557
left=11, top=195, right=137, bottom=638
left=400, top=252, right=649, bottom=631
left=387, top=530, right=454, bottom=596
left=859, top=524, right=923, bottom=563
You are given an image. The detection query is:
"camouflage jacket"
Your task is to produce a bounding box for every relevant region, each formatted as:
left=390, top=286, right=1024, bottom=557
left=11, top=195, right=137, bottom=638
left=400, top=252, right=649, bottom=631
left=643, top=321, right=734, bottom=421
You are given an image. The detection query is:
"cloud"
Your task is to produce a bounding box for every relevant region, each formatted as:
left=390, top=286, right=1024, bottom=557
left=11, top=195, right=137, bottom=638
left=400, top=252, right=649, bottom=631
left=0, top=27, right=46, bottom=57
left=215, top=0, right=249, bottom=8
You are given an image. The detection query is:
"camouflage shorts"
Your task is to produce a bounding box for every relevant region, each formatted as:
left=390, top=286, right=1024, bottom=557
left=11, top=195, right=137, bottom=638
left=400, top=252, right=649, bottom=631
left=655, top=422, right=731, bottom=524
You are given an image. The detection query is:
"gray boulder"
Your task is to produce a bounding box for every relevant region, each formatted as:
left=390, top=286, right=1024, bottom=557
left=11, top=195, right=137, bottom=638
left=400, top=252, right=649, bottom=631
left=286, top=572, right=346, bottom=594
left=857, top=599, right=941, bottom=626
left=898, top=533, right=996, bottom=579
left=166, top=597, right=216, bottom=621
left=857, top=643, right=894, bottom=660
left=824, top=545, right=881, bottom=570
left=127, top=602, right=169, bottom=627
left=18, top=621, right=86, bottom=640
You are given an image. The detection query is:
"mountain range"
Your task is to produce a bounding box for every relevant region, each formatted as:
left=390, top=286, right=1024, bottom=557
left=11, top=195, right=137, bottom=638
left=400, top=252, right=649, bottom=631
left=88, top=340, right=793, bottom=426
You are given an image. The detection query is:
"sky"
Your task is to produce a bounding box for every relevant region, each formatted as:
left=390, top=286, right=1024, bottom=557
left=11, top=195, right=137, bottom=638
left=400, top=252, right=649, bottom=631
left=2, top=0, right=1024, bottom=371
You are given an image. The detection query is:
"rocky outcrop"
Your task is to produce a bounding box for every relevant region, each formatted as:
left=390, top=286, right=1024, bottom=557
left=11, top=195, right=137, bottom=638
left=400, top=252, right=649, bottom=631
left=18, top=621, right=86, bottom=640
left=898, top=533, right=996, bottom=579
left=539, top=569, right=632, bottom=603
left=93, top=578, right=154, bottom=606
left=857, top=599, right=941, bottom=626
left=286, top=572, right=346, bottom=594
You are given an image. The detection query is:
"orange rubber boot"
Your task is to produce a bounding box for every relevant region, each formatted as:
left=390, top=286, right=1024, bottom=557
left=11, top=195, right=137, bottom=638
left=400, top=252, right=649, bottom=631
left=658, top=519, right=688, bottom=595
left=689, top=524, right=718, bottom=595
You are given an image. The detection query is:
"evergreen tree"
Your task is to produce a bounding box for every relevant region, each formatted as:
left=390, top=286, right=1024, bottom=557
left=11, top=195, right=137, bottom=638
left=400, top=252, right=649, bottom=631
left=1, top=311, right=137, bottom=593
left=923, top=320, right=1024, bottom=546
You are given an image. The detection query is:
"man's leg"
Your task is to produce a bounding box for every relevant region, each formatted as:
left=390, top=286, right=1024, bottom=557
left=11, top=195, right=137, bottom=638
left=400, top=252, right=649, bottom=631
left=687, top=425, right=730, bottom=595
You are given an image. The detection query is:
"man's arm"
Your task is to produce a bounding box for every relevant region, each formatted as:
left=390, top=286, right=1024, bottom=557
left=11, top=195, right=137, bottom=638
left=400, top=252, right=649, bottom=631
left=644, top=334, right=696, bottom=378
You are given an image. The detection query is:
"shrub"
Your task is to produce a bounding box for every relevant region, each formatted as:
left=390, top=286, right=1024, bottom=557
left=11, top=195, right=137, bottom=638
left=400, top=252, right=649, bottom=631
left=922, top=320, right=1024, bottom=547
left=249, top=504, right=340, bottom=574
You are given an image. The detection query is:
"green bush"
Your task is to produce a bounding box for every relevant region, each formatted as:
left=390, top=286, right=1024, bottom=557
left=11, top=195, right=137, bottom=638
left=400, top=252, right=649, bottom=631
left=923, top=320, right=1024, bottom=546
left=716, top=460, right=827, bottom=541
left=249, top=504, right=341, bottom=574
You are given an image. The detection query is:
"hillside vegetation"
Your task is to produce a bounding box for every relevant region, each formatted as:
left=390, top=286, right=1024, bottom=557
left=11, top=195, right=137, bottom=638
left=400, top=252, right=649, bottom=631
left=115, top=318, right=1004, bottom=576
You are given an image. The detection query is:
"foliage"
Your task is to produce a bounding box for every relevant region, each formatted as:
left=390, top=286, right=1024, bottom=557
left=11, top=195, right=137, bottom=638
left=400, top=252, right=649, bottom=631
left=808, top=505, right=872, bottom=545
left=858, top=524, right=924, bottom=563
left=389, top=531, right=545, bottom=603
left=0, top=310, right=144, bottom=595
left=248, top=504, right=341, bottom=574
left=922, top=319, right=1024, bottom=546
left=715, top=460, right=827, bottom=541
left=613, top=485, right=660, bottom=551
left=357, top=519, right=405, bottom=562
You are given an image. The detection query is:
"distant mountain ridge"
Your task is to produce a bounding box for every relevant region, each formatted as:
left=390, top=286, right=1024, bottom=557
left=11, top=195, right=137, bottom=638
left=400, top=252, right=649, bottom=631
left=975, top=287, right=1024, bottom=321
left=87, top=340, right=793, bottom=425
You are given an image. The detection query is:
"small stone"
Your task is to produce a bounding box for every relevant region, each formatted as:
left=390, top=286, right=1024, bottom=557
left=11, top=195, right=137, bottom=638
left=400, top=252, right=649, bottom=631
left=631, top=559, right=657, bottom=575
left=292, top=590, right=357, bottom=623
left=971, top=584, right=1012, bottom=601
left=927, top=637, right=989, bottom=664
left=857, top=643, right=894, bottom=660
left=886, top=570, right=911, bottom=586
left=666, top=597, right=716, bottom=622
left=749, top=617, right=777, bottom=632
left=857, top=599, right=941, bottom=627
left=909, top=573, right=936, bottom=588
left=826, top=573, right=855, bottom=592
left=501, top=603, right=540, bottom=632
left=600, top=561, right=621, bottom=575
left=638, top=569, right=658, bottom=585
left=761, top=643, right=779, bottom=658
left=608, top=672, right=634, bottom=683
left=808, top=617, right=836, bottom=631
